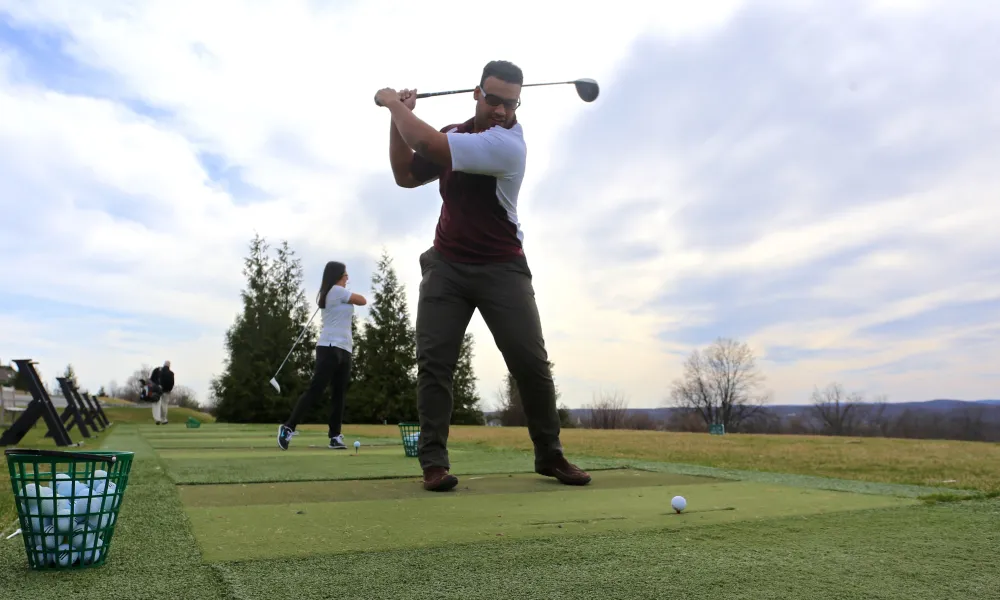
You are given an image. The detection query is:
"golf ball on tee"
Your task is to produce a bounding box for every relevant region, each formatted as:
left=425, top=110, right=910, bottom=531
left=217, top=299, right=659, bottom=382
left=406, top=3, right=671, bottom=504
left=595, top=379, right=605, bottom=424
left=353, top=441, right=360, bottom=449
left=671, top=495, right=687, bottom=513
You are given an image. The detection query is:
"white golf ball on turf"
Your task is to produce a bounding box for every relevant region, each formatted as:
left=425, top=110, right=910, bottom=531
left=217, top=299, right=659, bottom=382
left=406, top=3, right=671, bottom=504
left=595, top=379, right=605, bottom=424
left=671, top=495, right=687, bottom=513
left=353, top=440, right=360, bottom=449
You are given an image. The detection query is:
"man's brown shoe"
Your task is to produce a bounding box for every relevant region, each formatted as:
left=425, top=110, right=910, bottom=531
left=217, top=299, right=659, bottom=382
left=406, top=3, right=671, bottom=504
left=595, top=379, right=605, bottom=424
left=423, top=466, right=459, bottom=492
left=535, top=456, right=592, bottom=485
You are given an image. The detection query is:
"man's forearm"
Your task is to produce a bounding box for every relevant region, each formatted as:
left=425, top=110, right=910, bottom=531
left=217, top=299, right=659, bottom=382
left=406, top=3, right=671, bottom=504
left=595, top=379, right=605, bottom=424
left=389, top=120, right=414, bottom=182
left=386, top=101, right=449, bottom=164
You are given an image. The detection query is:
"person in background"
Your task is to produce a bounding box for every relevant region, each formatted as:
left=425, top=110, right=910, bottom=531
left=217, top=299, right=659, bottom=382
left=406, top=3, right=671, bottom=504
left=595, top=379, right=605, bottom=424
left=278, top=261, right=367, bottom=450
left=150, top=360, right=174, bottom=425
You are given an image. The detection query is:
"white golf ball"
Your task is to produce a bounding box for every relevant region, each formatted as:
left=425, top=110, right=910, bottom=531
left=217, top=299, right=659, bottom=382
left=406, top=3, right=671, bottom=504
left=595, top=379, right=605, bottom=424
left=33, top=524, right=61, bottom=549
left=90, top=470, right=111, bottom=495
left=54, top=507, right=74, bottom=533
left=353, top=440, right=360, bottom=449
left=81, top=537, right=104, bottom=564
left=23, top=484, right=56, bottom=515
left=56, top=543, right=76, bottom=567
left=56, top=480, right=92, bottom=499
left=71, top=526, right=97, bottom=552
left=671, top=495, right=687, bottom=513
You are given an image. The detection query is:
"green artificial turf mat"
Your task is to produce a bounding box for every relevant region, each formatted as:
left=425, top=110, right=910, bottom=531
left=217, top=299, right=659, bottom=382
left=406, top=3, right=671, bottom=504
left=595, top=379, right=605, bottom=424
left=185, top=480, right=914, bottom=562
left=623, top=459, right=973, bottom=499
left=161, top=448, right=625, bottom=485
left=159, top=446, right=405, bottom=459
left=178, top=469, right=722, bottom=507
left=211, top=498, right=1000, bottom=600
left=146, top=435, right=400, bottom=450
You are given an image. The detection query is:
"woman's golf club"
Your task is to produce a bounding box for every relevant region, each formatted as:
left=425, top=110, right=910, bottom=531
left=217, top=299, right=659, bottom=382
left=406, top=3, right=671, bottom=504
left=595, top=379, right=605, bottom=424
left=374, top=78, right=599, bottom=106
left=269, top=307, right=319, bottom=393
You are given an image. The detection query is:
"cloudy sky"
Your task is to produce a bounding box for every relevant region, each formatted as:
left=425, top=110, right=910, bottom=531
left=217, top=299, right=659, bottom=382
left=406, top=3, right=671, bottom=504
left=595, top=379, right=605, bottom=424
left=1, top=0, right=997, bottom=410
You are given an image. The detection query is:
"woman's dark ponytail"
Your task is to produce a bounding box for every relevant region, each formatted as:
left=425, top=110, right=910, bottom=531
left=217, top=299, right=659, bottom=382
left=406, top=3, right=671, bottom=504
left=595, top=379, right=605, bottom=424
left=317, top=261, right=346, bottom=309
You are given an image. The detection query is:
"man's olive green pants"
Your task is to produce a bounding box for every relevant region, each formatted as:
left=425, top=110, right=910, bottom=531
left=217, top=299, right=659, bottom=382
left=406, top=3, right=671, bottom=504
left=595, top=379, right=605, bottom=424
left=414, top=246, right=564, bottom=471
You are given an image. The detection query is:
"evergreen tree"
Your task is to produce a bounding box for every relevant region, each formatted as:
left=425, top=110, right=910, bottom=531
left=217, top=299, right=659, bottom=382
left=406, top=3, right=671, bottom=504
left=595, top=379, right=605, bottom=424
left=498, top=371, right=526, bottom=426
left=343, top=313, right=374, bottom=423
left=272, top=241, right=320, bottom=420
left=210, top=234, right=313, bottom=423
left=451, top=333, right=485, bottom=424
left=352, top=250, right=417, bottom=423
left=62, top=364, right=77, bottom=389
left=497, top=361, right=573, bottom=427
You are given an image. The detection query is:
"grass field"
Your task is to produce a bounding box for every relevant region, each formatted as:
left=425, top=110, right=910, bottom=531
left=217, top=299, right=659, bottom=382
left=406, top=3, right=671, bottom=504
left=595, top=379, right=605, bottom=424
left=1, top=411, right=998, bottom=598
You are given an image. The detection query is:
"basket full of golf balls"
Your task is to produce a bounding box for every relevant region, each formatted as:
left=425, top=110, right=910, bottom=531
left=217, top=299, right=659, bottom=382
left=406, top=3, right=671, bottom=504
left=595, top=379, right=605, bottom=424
left=398, top=422, right=420, bottom=457
left=5, top=448, right=134, bottom=571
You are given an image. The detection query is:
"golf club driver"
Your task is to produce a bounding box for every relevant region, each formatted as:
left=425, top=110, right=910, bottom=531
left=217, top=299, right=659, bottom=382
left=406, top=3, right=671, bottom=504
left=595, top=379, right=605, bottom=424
left=374, top=78, right=599, bottom=106
left=269, top=307, right=319, bottom=393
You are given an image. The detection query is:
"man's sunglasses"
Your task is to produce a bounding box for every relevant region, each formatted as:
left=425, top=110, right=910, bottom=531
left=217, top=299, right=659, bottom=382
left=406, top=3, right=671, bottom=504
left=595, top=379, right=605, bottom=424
left=482, top=93, right=520, bottom=111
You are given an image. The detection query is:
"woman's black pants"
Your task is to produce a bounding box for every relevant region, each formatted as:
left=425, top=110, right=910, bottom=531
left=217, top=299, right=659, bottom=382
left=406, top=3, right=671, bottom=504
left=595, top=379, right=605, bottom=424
left=284, top=345, right=352, bottom=439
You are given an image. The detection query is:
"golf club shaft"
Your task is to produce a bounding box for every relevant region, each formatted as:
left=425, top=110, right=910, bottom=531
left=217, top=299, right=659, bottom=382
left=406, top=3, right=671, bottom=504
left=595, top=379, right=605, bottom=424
left=375, top=80, right=578, bottom=105
left=272, top=307, right=319, bottom=379
left=415, top=81, right=574, bottom=99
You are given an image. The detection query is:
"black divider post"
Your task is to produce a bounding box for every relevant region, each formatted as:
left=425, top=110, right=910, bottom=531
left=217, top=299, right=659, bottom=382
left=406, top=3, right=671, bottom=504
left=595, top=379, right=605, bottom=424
left=86, top=392, right=111, bottom=427
left=68, top=382, right=103, bottom=432
left=51, top=377, right=92, bottom=439
left=0, top=359, right=73, bottom=447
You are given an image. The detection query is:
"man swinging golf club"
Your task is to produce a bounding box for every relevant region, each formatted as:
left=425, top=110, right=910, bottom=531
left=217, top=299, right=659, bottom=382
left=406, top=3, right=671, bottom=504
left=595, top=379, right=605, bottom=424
left=375, top=59, right=592, bottom=491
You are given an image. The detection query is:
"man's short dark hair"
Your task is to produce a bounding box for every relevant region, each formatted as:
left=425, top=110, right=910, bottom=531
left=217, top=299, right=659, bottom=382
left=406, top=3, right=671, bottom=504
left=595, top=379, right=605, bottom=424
left=481, top=60, right=523, bottom=87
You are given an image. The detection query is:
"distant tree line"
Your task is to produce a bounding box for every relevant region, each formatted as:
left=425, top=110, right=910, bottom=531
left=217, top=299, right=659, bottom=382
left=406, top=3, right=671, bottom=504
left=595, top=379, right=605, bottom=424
left=575, top=337, right=1000, bottom=443
left=104, top=363, right=198, bottom=410
left=88, top=237, right=995, bottom=444
left=491, top=370, right=576, bottom=429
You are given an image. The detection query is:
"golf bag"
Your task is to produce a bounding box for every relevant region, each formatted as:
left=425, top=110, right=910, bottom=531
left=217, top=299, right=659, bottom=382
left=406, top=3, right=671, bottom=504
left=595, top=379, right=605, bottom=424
left=138, top=379, right=163, bottom=403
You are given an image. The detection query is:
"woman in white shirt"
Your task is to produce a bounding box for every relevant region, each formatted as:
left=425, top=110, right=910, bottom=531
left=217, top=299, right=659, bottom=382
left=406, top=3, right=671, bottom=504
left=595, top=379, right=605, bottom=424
left=277, top=261, right=366, bottom=450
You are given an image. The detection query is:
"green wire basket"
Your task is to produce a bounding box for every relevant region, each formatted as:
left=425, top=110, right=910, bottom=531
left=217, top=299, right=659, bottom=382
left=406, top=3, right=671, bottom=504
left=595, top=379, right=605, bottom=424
left=5, top=448, right=134, bottom=571
left=397, top=422, right=420, bottom=458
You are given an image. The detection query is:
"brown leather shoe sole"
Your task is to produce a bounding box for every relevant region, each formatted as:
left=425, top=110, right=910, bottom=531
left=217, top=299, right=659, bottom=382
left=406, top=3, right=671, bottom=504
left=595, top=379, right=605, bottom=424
left=535, top=464, right=592, bottom=486
left=423, top=471, right=459, bottom=492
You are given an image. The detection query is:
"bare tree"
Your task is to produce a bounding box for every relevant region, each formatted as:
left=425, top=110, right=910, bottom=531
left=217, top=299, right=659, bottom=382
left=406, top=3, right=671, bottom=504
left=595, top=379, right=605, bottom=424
left=952, top=404, right=987, bottom=441
left=665, top=408, right=708, bottom=432
left=810, top=382, right=864, bottom=436
left=123, top=365, right=153, bottom=402
left=667, top=337, right=770, bottom=432
left=625, top=412, right=660, bottom=431
left=739, top=407, right=783, bottom=434
left=864, top=394, right=891, bottom=436
left=584, top=389, right=629, bottom=429
left=169, top=385, right=200, bottom=409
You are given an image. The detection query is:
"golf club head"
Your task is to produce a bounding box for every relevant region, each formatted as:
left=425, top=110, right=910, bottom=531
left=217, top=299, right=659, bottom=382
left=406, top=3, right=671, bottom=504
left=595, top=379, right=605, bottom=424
left=269, top=377, right=281, bottom=393
left=574, top=78, right=599, bottom=102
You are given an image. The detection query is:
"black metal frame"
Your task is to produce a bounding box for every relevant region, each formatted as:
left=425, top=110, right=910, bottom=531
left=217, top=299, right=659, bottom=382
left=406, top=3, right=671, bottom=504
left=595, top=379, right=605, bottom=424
left=0, top=359, right=73, bottom=447
left=50, top=377, right=92, bottom=439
